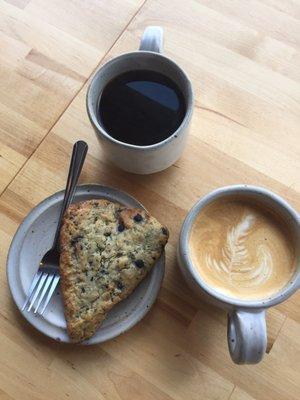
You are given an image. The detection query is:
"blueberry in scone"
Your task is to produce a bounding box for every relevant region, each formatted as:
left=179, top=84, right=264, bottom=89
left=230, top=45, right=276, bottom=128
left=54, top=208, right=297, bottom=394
left=59, top=199, right=169, bottom=342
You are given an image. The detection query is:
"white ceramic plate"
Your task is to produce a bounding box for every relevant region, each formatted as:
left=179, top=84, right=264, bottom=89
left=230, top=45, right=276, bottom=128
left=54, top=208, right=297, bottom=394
left=7, top=184, right=165, bottom=344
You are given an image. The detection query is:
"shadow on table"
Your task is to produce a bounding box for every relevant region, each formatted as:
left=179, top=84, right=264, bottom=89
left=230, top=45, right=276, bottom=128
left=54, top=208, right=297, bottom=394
left=82, top=152, right=183, bottom=206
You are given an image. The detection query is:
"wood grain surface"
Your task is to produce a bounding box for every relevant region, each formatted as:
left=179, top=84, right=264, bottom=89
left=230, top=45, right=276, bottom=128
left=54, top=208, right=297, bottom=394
left=1, top=1, right=300, bottom=399
left=0, top=0, right=143, bottom=192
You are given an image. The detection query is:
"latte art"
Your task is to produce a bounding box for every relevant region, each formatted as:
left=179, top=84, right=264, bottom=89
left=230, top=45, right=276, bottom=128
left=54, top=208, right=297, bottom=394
left=189, top=198, right=295, bottom=300
left=205, top=214, right=273, bottom=288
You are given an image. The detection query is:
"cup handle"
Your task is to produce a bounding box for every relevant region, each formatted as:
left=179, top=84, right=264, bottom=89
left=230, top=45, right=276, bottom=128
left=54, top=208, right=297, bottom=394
left=227, top=309, right=267, bottom=364
left=139, top=26, right=163, bottom=54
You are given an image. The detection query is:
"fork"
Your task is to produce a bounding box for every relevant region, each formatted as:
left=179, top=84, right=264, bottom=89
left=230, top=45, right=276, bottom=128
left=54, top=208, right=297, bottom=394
left=22, top=140, right=88, bottom=315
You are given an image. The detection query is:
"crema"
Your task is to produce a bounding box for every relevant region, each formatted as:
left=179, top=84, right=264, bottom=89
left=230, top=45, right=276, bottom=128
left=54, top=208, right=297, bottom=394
left=189, top=197, right=296, bottom=300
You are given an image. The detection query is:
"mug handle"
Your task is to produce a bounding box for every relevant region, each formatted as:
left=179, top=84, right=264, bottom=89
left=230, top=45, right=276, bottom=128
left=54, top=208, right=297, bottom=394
left=139, top=26, right=163, bottom=53
left=227, top=309, right=267, bottom=364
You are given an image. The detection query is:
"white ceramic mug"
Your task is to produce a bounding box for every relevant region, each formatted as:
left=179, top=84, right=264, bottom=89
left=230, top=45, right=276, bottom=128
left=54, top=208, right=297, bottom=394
left=86, top=26, right=193, bottom=174
left=178, top=185, right=300, bottom=364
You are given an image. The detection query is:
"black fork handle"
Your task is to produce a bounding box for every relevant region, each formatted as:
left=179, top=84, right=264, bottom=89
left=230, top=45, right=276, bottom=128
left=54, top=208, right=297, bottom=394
left=52, top=140, right=88, bottom=252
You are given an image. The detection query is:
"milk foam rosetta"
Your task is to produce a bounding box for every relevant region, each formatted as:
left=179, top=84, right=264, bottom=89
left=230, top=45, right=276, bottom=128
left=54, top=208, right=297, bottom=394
left=189, top=198, right=296, bottom=300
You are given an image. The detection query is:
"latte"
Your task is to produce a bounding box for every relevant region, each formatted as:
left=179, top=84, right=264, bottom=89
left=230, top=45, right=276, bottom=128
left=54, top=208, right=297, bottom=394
left=189, top=197, right=296, bottom=300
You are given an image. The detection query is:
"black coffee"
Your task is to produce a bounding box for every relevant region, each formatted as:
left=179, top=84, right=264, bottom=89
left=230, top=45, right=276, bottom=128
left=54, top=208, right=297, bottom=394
left=98, top=70, right=186, bottom=146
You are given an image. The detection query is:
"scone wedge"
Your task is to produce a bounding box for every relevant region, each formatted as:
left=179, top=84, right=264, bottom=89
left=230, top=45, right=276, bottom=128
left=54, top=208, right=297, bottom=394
left=60, top=199, right=169, bottom=342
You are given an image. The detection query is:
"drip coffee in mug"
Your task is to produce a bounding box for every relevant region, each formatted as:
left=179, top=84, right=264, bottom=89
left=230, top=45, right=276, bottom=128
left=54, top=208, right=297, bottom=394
left=87, top=26, right=193, bottom=174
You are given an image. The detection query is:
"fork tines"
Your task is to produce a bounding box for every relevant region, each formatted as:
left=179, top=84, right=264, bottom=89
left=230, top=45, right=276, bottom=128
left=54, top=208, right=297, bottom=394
left=22, top=271, right=60, bottom=315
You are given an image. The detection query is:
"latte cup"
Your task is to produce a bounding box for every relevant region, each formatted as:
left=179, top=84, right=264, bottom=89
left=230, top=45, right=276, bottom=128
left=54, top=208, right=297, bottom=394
left=86, top=26, right=193, bottom=174
left=178, top=185, right=300, bottom=364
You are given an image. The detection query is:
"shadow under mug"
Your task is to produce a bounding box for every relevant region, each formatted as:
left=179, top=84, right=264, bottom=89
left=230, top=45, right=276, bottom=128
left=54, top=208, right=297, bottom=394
left=178, top=185, right=300, bottom=364
left=86, top=26, right=193, bottom=174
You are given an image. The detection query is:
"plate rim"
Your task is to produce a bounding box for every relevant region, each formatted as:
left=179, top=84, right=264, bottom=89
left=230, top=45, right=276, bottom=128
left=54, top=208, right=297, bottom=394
left=6, top=184, right=165, bottom=344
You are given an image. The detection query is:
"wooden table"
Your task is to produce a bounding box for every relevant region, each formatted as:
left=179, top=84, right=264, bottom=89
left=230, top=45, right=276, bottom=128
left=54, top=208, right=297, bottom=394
left=1, top=1, right=299, bottom=399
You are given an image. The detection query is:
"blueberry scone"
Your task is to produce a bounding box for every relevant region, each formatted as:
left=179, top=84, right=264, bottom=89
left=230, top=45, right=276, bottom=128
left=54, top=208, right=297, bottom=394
left=59, top=199, right=169, bottom=342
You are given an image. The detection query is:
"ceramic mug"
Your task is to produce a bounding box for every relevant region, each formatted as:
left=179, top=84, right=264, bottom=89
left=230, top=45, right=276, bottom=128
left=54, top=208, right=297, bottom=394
left=86, top=26, right=193, bottom=174
left=178, top=185, right=300, bottom=364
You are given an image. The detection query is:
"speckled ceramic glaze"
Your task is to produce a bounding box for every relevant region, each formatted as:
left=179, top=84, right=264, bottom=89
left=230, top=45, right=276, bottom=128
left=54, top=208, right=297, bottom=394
left=7, top=184, right=165, bottom=344
left=178, top=185, right=300, bottom=364
left=86, top=26, right=193, bottom=174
